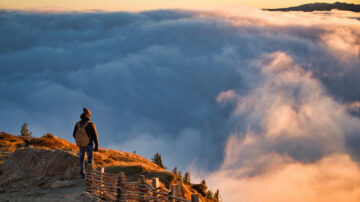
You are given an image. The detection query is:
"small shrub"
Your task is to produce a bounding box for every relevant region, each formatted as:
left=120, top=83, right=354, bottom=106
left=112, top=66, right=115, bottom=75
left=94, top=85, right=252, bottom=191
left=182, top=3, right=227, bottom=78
left=183, top=172, right=190, bottom=184
left=20, top=123, right=32, bottom=138
left=214, top=189, right=221, bottom=202
left=177, top=171, right=182, bottom=182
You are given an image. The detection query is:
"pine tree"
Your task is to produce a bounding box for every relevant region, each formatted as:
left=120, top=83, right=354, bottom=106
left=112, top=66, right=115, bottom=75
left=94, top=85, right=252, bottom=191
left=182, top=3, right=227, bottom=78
left=206, top=190, right=213, bottom=199
left=214, top=189, right=220, bottom=202
left=152, top=152, right=166, bottom=169
left=20, top=122, right=32, bottom=138
left=172, top=166, right=178, bottom=175
left=201, top=179, right=207, bottom=190
left=183, top=172, right=190, bottom=184
left=177, top=171, right=182, bottom=182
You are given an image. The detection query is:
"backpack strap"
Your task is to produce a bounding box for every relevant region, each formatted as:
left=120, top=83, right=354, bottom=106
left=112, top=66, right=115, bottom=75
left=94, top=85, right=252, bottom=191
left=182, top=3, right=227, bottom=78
left=83, top=121, right=91, bottom=129
left=78, top=121, right=91, bottom=129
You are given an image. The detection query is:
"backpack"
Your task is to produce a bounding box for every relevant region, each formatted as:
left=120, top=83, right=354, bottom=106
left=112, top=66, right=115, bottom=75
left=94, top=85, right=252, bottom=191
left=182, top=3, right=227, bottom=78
left=75, top=122, right=90, bottom=147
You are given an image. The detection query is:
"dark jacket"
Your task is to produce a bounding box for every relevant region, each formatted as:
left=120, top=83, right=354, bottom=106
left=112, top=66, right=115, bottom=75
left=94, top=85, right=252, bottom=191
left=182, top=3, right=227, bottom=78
left=73, top=115, right=99, bottom=148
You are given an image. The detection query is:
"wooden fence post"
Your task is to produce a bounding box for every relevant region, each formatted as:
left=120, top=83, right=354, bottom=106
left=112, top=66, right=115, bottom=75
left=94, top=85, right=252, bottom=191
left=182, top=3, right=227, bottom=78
left=175, top=184, right=181, bottom=202
left=191, top=193, right=199, bottom=202
left=100, top=167, right=104, bottom=182
left=139, top=175, right=147, bottom=202
left=85, top=164, right=93, bottom=193
left=140, top=175, right=145, bottom=183
left=117, top=172, right=125, bottom=201
left=152, top=178, right=159, bottom=202
left=152, top=177, right=159, bottom=189
left=170, top=184, right=180, bottom=202
left=100, top=167, right=104, bottom=197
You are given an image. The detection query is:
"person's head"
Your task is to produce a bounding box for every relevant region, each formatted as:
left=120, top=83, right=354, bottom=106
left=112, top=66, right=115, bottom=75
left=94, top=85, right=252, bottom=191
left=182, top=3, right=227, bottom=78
left=80, top=107, right=91, bottom=120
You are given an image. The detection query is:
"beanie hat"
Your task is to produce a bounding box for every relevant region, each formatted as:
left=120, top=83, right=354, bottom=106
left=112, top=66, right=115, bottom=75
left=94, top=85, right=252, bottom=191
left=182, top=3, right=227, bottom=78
left=81, top=107, right=91, bottom=119
left=83, top=107, right=91, bottom=115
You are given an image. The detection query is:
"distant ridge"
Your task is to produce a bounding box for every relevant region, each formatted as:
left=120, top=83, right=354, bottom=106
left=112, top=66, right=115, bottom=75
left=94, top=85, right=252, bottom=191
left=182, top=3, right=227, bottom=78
left=264, top=2, right=360, bottom=12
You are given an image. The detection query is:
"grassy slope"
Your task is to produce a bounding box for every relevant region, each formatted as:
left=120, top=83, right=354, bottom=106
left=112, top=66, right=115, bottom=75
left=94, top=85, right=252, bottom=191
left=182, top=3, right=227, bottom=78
left=0, top=132, right=209, bottom=201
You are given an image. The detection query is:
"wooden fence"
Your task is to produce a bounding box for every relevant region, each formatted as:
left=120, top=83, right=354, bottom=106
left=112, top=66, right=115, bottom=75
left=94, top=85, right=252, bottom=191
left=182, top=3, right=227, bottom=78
left=85, top=165, right=200, bottom=202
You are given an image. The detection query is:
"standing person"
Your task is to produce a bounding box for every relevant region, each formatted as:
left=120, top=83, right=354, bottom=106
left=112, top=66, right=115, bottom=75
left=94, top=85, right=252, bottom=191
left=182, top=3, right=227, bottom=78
left=73, top=107, right=99, bottom=179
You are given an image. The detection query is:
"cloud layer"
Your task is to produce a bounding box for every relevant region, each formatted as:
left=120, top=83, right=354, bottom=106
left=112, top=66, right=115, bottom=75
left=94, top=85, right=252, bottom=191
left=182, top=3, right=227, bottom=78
left=207, top=154, right=360, bottom=202
left=1, top=8, right=360, bottom=201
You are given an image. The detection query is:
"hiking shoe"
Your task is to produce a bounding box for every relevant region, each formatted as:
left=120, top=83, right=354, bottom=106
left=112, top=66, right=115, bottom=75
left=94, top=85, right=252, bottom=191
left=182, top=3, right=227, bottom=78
left=80, top=173, right=85, bottom=179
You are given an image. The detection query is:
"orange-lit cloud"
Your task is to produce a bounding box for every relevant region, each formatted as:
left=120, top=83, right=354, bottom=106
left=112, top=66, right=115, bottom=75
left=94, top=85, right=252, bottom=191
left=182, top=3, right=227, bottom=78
left=216, top=89, right=239, bottom=103
left=203, top=11, right=360, bottom=197
left=321, top=28, right=360, bottom=59
left=207, top=154, right=360, bottom=202
left=347, top=101, right=360, bottom=112
left=207, top=50, right=360, bottom=201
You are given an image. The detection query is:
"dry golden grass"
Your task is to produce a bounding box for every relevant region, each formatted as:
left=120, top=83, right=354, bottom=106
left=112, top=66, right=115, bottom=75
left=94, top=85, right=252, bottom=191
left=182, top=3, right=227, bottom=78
left=0, top=132, right=24, bottom=163
left=0, top=132, right=168, bottom=180
left=94, top=148, right=163, bottom=170
left=0, top=132, right=23, bottom=142
left=0, top=132, right=162, bottom=170
left=0, top=132, right=24, bottom=156
left=29, top=133, right=78, bottom=150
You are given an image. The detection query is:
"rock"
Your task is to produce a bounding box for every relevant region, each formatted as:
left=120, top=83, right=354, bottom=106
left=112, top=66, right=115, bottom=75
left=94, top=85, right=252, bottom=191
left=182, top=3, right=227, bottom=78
left=63, top=167, right=78, bottom=180
left=21, top=181, right=31, bottom=188
left=0, top=148, right=79, bottom=186
left=0, top=157, right=25, bottom=186
left=32, top=190, right=47, bottom=196
left=32, top=176, right=51, bottom=187
left=63, top=191, right=98, bottom=202
left=8, top=188, right=21, bottom=193
left=50, top=180, right=74, bottom=189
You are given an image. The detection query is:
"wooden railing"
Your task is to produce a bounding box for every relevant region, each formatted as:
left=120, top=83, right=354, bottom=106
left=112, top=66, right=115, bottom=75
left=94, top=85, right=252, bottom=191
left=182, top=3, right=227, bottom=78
left=85, top=165, right=200, bottom=202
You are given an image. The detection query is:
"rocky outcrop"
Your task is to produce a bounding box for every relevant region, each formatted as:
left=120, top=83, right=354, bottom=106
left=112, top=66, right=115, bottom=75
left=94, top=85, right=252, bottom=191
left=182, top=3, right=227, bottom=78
left=0, top=148, right=79, bottom=186
left=0, top=147, right=93, bottom=202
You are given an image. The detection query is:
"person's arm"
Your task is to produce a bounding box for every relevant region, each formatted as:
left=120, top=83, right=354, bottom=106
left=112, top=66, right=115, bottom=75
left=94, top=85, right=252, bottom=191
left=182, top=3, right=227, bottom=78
left=91, top=122, right=99, bottom=151
left=73, top=122, right=78, bottom=139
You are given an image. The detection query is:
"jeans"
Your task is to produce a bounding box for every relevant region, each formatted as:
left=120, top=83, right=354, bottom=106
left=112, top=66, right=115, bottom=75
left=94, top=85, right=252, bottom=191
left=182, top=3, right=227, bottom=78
left=79, top=144, right=93, bottom=175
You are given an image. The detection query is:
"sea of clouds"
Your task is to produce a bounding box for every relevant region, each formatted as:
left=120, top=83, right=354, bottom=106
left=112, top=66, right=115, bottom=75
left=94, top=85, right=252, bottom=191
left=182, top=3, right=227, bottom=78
left=1, top=8, right=360, bottom=201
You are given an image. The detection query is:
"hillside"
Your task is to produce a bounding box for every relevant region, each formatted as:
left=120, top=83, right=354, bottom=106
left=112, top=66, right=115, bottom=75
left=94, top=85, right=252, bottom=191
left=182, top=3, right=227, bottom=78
left=0, top=132, right=215, bottom=201
left=264, top=2, right=360, bottom=12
